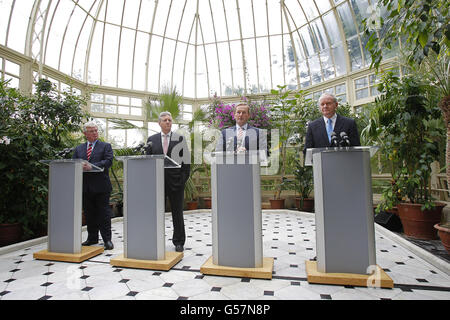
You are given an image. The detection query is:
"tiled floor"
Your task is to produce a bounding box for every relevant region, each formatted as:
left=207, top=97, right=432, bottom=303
left=1, top=209, right=449, bottom=300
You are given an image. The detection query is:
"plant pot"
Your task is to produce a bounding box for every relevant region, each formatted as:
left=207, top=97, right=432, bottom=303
left=434, top=223, right=450, bottom=254
left=186, top=201, right=198, bottom=210
left=269, top=199, right=285, bottom=209
left=203, top=197, right=212, bottom=209
left=397, top=202, right=446, bottom=240
left=295, top=197, right=314, bottom=212
left=0, top=222, right=23, bottom=247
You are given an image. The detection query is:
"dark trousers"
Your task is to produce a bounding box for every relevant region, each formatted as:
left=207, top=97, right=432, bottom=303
left=166, top=187, right=185, bottom=247
left=83, top=192, right=112, bottom=243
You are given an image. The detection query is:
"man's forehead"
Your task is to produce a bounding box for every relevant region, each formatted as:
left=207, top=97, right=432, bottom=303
left=235, top=105, right=249, bottom=112
left=160, top=116, right=172, bottom=121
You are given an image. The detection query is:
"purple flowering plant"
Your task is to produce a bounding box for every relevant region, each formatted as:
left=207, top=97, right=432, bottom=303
left=207, top=95, right=272, bottom=130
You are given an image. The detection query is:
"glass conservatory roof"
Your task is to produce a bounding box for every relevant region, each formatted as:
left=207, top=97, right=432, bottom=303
left=0, top=0, right=380, bottom=99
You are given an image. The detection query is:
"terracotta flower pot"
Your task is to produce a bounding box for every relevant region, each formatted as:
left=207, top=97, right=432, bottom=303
left=203, top=197, right=212, bottom=209
left=295, top=197, right=314, bottom=212
left=186, top=201, right=198, bottom=210
left=434, top=223, right=450, bottom=254
left=397, top=202, right=446, bottom=240
left=0, top=222, right=23, bottom=247
left=269, top=199, right=285, bottom=209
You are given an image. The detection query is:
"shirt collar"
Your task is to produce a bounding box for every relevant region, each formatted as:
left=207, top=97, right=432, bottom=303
left=236, top=123, right=248, bottom=130
left=323, top=114, right=337, bottom=124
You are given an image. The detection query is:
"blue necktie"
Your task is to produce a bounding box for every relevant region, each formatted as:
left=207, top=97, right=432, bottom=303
left=326, top=118, right=333, bottom=143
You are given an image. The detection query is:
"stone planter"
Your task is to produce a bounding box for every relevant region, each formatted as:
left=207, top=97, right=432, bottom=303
left=269, top=199, right=285, bottom=209
left=186, top=201, right=198, bottom=210
left=434, top=223, right=450, bottom=254
left=397, top=202, right=446, bottom=240
left=295, top=197, right=314, bottom=212
left=0, top=222, right=23, bottom=247
left=203, top=197, right=212, bottom=209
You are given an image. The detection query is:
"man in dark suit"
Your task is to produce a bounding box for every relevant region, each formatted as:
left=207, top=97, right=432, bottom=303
left=146, top=111, right=191, bottom=252
left=72, top=121, right=114, bottom=250
left=215, top=103, right=267, bottom=158
left=304, top=93, right=360, bottom=154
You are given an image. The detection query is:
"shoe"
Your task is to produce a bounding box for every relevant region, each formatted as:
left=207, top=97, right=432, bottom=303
left=310, top=256, right=317, bottom=261
left=175, top=245, right=184, bottom=252
left=82, top=239, right=98, bottom=246
left=104, top=241, right=114, bottom=250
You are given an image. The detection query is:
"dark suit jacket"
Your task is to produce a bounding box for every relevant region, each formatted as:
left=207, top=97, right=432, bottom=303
left=216, top=125, right=266, bottom=152
left=146, top=132, right=191, bottom=192
left=303, top=114, right=360, bottom=154
left=72, top=140, right=113, bottom=193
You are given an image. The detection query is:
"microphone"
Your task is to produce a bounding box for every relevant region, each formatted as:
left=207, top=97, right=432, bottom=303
left=133, top=142, right=145, bottom=154
left=144, top=141, right=153, bottom=155
left=340, top=131, right=350, bottom=147
left=330, top=131, right=339, bottom=147
left=56, top=147, right=74, bottom=158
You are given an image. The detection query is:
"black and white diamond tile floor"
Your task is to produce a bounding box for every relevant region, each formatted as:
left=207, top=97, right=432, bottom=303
left=0, top=210, right=449, bottom=300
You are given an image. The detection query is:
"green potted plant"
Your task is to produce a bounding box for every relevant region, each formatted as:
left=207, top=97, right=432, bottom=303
left=293, top=158, right=314, bottom=212
left=0, top=79, right=89, bottom=245
left=364, top=73, right=446, bottom=240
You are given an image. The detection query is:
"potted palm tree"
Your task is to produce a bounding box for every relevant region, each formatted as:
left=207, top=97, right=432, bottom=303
left=293, top=158, right=314, bottom=212
left=364, top=73, right=446, bottom=240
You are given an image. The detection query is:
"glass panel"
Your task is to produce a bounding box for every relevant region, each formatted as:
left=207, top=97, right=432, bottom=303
left=243, top=39, right=258, bottom=94
left=8, top=0, right=33, bottom=53
left=173, top=42, right=188, bottom=95
left=230, top=40, right=244, bottom=94
left=131, top=107, right=142, bottom=116
left=284, top=0, right=307, bottom=28
left=118, top=96, right=129, bottom=105
left=299, top=0, right=319, bottom=20
left=284, top=36, right=297, bottom=89
left=183, top=44, right=195, bottom=98
left=122, top=0, right=140, bottom=29
left=198, top=0, right=215, bottom=44
left=350, top=0, right=370, bottom=26
left=73, top=17, right=93, bottom=81
left=152, top=0, right=170, bottom=36
left=256, top=37, right=271, bottom=93
left=322, top=11, right=342, bottom=46
left=239, top=0, right=255, bottom=38
left=370, top=86, right=380, bottom=96
left=4, top=76, right=19, bottom=89
left=118, top=28, right=135, bottom=90
left=356, top=88, right=369, bottom=100
left=298, top=59, right=310, bottom=88
left=160, top=39, right=176, bottom=90
left=336, top=2, right=357, bottom=38
left=133, top=31, right=149, bottom=91
left=320, top=49, right=335, bottom=81
left=315, top=0, right=332, bottom=14
left=310, top=19, right=328, bottom=51
left=147, top=35, right=163, bottom=92
left=105, top=95, right=117, bottom=104
left=355, top=77, right=368, bottom=89
left=105, top=104, right=117, bottom=114
left=0, top=0, right=13, bottom=46
left=223, top=1, right=240, bottom=41
left=102, top=24, right=120, bottom=87
left=197, top=45, right=209, bottom=98
left=270, top=35, right=284, bottom=88
left=217, top=42, right=232, bottom=96
left=335, top=83, right=346, bottom=94
left=60, top=5, right=86, bottom=75
left=210, top=0, right=227, bottom=42
left=91, top=93, right=103, bottom=102
left=91, top=103, right=103, bottom=113
left=205, top=44, right=221, bottom=96
left=105, top=0, right=124, bottom=26
left=138, top=0, right=156, bottom=32
left=332, top=45, right=347, bottom=76
left=4, top=60, right=19, bottom=75
left=347, top=37, right=363, bottom=71
left=127, top=120, right=144, bottom=147
left=267, top=0, right=281, bottom=35
left=118, top=106, right=130, bottom=115
left=299, top=26, right=317, bottom=57
left=309, top=54, right=322, bottom=85
left=338, top=93, right=347, bottom=103
left=253, top=1, right=268, bottom=37
left=131, top=98, right=142, bottom=106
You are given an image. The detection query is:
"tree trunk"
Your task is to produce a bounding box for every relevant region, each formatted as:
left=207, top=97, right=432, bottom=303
left=439, top=95, right=450, bottom=191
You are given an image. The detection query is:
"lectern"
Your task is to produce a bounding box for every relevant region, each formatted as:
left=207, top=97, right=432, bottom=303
left=304, top=147, right=393, bottom=288
left=200, top=151, right=273, bottom=279
left=110, top=155, right=183, bottom=270
left=33, top=159, right=104, bottom=263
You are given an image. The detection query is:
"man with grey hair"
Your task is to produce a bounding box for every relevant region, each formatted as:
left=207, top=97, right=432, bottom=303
left=146, top=111, right=190, bottom=252
left=72, top=121, right=114, bottom=250
left=303, top=93, right=360, bottom=154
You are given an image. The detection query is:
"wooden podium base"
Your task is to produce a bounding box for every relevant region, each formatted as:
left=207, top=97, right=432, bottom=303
left=200, top=256, right=274, bottom=279
left=305, top=261, right=394, bottom=288
left=33, top=246, right=104, bottom=263
left=110, top=251, right=183, bottom=271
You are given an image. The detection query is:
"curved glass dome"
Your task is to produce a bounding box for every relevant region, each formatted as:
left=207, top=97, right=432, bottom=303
left=0, top=0, right=383, bottom=99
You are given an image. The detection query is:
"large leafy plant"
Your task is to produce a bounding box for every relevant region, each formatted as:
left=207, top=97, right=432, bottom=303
left=363, top=73, right=445, bottom=211
left=0, top=79, right=89, bottom=238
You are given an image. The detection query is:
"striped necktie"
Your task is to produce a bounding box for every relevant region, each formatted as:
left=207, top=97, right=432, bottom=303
left=237, top=127, right=244, bottom=147
left=87, top=143, right=93, bottom=160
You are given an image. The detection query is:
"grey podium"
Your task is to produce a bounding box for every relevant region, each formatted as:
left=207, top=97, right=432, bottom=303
left=33, top=159, right=104, bottom=263
left=110, top=155, right=183, bottom=271
left=200, top=151, right=273, bottom=279
left=304, top=147, right=393, bottom=288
